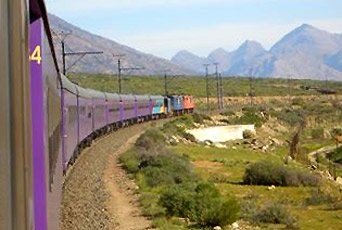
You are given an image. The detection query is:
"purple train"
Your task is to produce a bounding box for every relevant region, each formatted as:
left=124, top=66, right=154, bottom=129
left=0, top=0, right=194, bottom=229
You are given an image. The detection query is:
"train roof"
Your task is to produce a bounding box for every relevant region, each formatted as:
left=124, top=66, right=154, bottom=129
left=119, top=94, right=135, bottom=101
left=86, top=88, right=106, bottom=99
left=135, top=95, right=150, bottom=100
left=104, top=92, right=120, bottom=100
left=60, top=74, right=77, bottom=94
left=150, top=95, right=164, bottom=100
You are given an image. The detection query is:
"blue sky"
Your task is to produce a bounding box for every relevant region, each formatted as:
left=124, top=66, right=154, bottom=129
left=46, top=0, right=342, bottom=59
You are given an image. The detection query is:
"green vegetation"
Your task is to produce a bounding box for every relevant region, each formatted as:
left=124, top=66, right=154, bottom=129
left=327, top=146, right=342, bottom=164
left=116, top=87, right=341, bottom=229
left=119, top=128, right=240, bottom=229
left=243, top=160, right=320, bottom=186
left=67, top=72, right=342, bottom=97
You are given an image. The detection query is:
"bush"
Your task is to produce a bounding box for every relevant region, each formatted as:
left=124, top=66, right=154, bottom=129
left=192, top=113, right=211, bottom=124
left=159, top=182, right=240, bottom=227
left=243, top=161, right=319, bottom=186
left=135, top=128, right=165, bottom=150
left=311, top=128, right=324, bottom=139
left=243, top=130, right=255, bottom=139
left=273, top=109, right=304, bottom=126
left=327, top=146, right=342, bottom=164
left=119, top=150, right=140, bottom=174
left=253, top=203, right=297, bottom=229
left=234, top=111, right=265, bottom=127
left=139, top=153, right=194, bottom=187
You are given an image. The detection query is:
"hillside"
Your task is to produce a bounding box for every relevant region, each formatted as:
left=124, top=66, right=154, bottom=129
left=171, top=24, right=342, bottom=80
left=48, top=14, right=195, bottom=76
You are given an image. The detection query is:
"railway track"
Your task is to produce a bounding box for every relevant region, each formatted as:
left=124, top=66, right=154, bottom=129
left=60, top=120, right=168, bottom=229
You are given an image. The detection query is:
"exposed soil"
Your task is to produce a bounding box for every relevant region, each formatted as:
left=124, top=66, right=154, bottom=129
left=60, top=120, right=167, bottom=230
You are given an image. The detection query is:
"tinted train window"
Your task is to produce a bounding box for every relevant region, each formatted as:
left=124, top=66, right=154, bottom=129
left=47, top=88, right=61, bottom=190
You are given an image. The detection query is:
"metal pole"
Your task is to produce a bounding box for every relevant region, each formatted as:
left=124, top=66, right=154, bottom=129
left=219, top=73, right=224, bottom=111
left=249, top=77, right=253, bottom=106
left=204, top=64, right=210, bottom=112
left=118, top=58, right=122, bottom=93
left=164, top=73, right=167, bottom=96
left=62, top=41, right=66, bottom=75
left=214, top=63, right=220, bottom=111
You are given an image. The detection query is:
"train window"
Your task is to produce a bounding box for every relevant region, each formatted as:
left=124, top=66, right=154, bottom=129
left=47, top=88, right=61, bottom=191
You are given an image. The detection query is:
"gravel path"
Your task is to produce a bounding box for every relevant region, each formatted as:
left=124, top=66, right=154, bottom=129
left=60, top=121, right=165, bottom=230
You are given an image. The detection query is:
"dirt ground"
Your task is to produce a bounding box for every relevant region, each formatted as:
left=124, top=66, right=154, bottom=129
left=60, top=121, right=166, bottom=230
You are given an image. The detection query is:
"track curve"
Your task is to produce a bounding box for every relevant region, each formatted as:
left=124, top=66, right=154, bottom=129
left=60, top=120, right=168, bottom=229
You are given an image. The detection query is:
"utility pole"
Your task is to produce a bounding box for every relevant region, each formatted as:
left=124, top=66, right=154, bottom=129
left=112, top=54, right=125, bottom=93
left=204, top=64, right=210, bottom=112
left=118, top=63, right=144, bottom=94
left=219, top=73, right=224, bottom=111
left=287, top=74, right=292, bottom=106
left=59, top=31, right=103, bottom=75
left=164, top=72, right=168, bottom=96
left=214, top=63, right=220, bottom=112
left=163, top=70, right=182, bottom=96
left=249, top=68, right=255, bottom=106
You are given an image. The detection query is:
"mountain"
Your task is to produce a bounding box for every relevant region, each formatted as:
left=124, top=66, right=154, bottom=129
left=225, top=40, right=269, bottom=76
left=48, top=14, right=195, bottom=76
left=208, top=48, right=232, bottom=72
left=171, top=50, right=209, bottom=73
left=171, top=24, right=342, bottom=80
left=325, top=51, right=342, bottom=71
left=267, top=24, right=342, bottom=80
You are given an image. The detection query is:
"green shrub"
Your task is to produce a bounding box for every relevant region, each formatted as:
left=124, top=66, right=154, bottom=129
left=243, top=161, right=319, bottom=186
left=327, top=146, right=342, bottom=164
left=192, top=113, right=211, bottom=124
left=331, top=128, right=342, bottom=137
left=311, top=128, right=325, bottom=139
left=234, top=111, right=265, bottom=127
left=252, top=203, right=297, bottom=229
left=190, top=183, right=240, bottom=227
left=273, top=109, right=304, bottom=126
left=292, top=98, right=305, bottom=106
left=119, top=150, right=140, bottom=174
left=159, top=182, right=240, bottom=227
left=135, top=128, right=165, bottom=150
left=182, top=132, right=196, bottom=142
left=243, top=130, right=255, bottom=139
left=139, top=153, right=194, bottom=187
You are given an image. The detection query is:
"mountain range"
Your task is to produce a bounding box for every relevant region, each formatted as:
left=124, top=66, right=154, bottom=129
left=48, top=14, right=195, bottom=76
left=172, top=24, right=342, bottom=80
left=48, top=13, right=341, bottom=80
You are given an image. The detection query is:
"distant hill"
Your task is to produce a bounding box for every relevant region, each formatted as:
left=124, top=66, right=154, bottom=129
left=48, top=14, right=195, bottom=76
left=171, top=24, right=342, bottom=80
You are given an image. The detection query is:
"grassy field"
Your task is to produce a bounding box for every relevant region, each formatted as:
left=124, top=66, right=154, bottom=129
left=67, top=72, right=342, bottom=97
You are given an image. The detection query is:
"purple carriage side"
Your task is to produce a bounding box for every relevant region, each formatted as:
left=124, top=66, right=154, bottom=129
left=60, top=75, right=79, bottom=170
left=120, top=94, right=136, bottom=124
left=87, top=89, right=107, bottom=133
left=135, top=95, right=151, bottom=121
left=105, top=92, right=121, bottom=126
left=76, top=86, right=93, bottom=142
left=30, top=12, right=63, bottom=230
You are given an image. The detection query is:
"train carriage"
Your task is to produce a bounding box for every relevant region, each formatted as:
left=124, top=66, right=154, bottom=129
left=87, top=89, right=107, bottom=133
left=60, top=75, right=79, bottom=171
left=76, top=86, right=93, bottom=142
left=170, top=95, right=184, bottom=115
left=135, top=95, right=151, bottom=121
left=120, top=94, right=136, bottom=124
left=105, top=92, right=121, bottom=127
left=183, top=95, right=195, bottom=113
left=151, top=95, right=165, bottom=118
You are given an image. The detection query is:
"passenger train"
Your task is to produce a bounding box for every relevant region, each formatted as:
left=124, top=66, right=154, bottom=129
left=0, top=0, right=194, bottom=229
